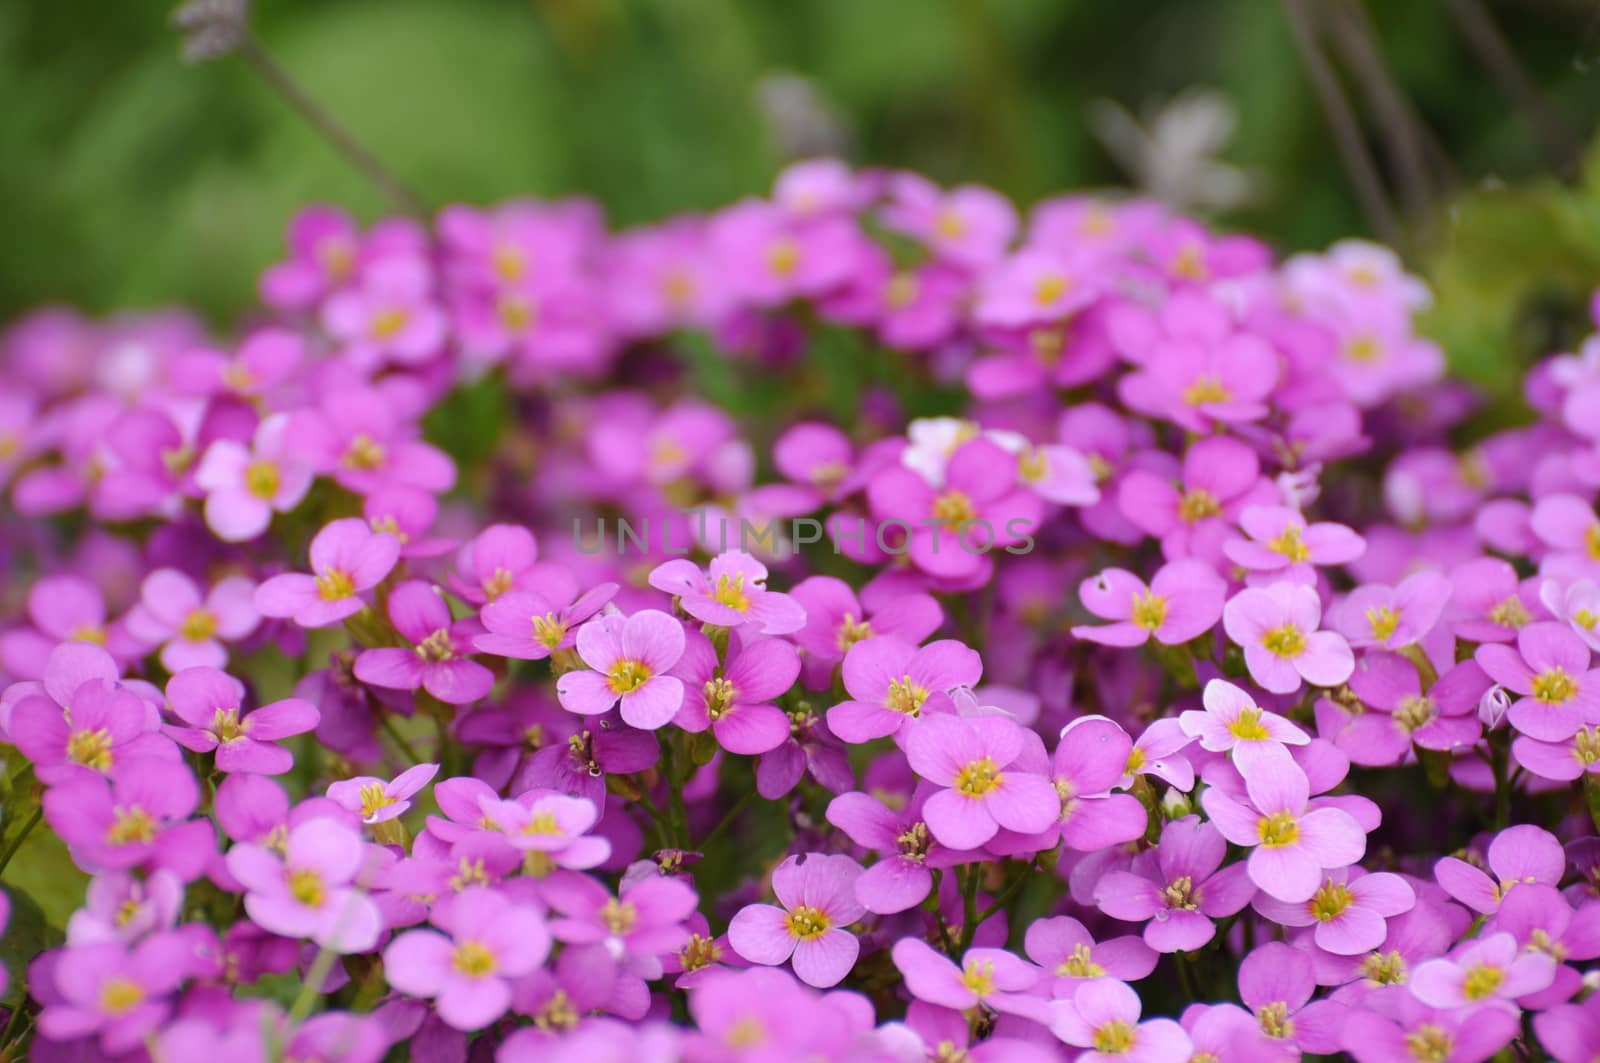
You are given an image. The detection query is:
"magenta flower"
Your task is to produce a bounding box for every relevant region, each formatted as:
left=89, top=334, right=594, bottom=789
left=1253, top=867, right=1414, bottom=955
left=545, top=872, right=697, bottom=973
left=1321, top=654, right=1483, bottom=766
left=43, top=758, right=212, bottom=878
left=474, top=572, right=617, bottom=661
left=1434, top=824, right=1565, bottom=914
left=711, top=202, right=861, bottom=307
left=1118, top=317, right=1279, bottom=432
left=880, top=173, right=1017, bottom=267
left=0, top=575, right=145, bottom=675
left=1223, top=582, right=1354, bottom=694
left=67, top=870, right=182, bottom=946
left=353, top=581, right=494, bottom=705
left=322, top=256, right=447, bottom=367
left=1531, top=493, right=1600, bottom=581
left=976, top=249, right=1098, bottom=327
left=1411, top=932, right=1556, bottom=1009
left=648, top=550, right=805, bottom=634
left=1179, top=678, right=1309, bottom=773
left=255, top=518, right=401, bottom=628
left=35, top=937, right=191, bottom=1054
left=125, top=568, right=259, bottom=673
left=555, top=609, right=687, bottom=729
left=289, top=387, right=456, bottom=497
left=1222, top=505, right=1365, bottom=583
left=825, top=790, right=948, bottom=914
left=1094, top=817, right=1256, bottom=953
left=10, top=670, right=169, bottom=784
left=477, top=791, right=611, bottom=872
left=670, top=630, right=798, bottom=755
left=1201, top=759, right=1367, bottom=903
left=868, top=436, right=1043, bottom=580
left=448, top=523, right=540, bottom=604
left=259, top=205, right=362, bottom=309
left=1535, top=995, right=1600, bottom=1063
left=225, top=817, right=381, bottom=953
left=1071, top=559, right=1225, bottom=647
left=1475, top=621, right=1600, bottom=741
left=164, top=667, right=318, bottom=775
left=728, top=853, right=865, bottom=988
left=1117, top=435, right=1271, bottom=562
left=1540, top=577, right=1600, bottom=653
left=1236, top=942, right=1344, bottom=1054
left=326, top=762, right=440, bottom=824
left=1049, top=978, right=1193, bottom=1063
left=1329, top=570, right=1451, bottom=650
left=1051, top=716, right=1149, bottom=851
left=1024, top=916, right=1157, bottom=993
left=193, top=415, right=314, bottom=542
left=826, top=635, right=982, bottom=743
left=891, top=938, right=1047, bottom=1021
left=1449, top=556, right=1544, bottom=643
left=384, top=886, right=550, bottom=1030
left=169, top=328, right=303, bottom=400
left=906, top=712, right=1060, bottom=850
left=789, top=575, right=942, bottom=682
left=1484, top=883, right=1600, bottom=1009
left=1341, top=992, right=1518, bottom=1063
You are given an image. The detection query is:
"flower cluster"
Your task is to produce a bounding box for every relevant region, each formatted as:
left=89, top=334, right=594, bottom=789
left=1, top=159, right=1599, bottom=1062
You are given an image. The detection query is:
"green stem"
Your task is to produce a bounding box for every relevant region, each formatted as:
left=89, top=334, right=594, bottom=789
left=957, top=865, right=982, bottom=952
left=972, top=859, right=1038, bottom=927
left=696, top=789, right=754, bottom=852
left=376, top=712, right=424, bottom=766
left=285, top=945, right=340, bottom=1030
left=0, top=807, right=42, bottom=877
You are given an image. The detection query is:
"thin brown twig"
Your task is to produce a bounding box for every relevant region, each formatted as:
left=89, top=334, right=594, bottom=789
left=1281, top=0, right=1399, bottom=245
left=237, top=32, right=428, bottom=217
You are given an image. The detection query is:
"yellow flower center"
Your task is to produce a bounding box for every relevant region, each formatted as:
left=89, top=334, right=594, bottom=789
left=342, top=433, right=386, bottom=471
left=1018, top=448, right=1049, bottom=484
left=1092, top=1019, right=1136, bottom=1055
left=1228, top=707, right=1273, bottom=742
left=1532, top=668, right=1577, bottom=704
left=1344, top=334, right=1382, bottom=363
left=1269, top=524, right=1311, bottom=563
left=766, top=239, right=801, bottom=277
left=1183, top=374, right=1232, bottom=406
left=885, top=273, right=919, bottom=309
left=1461, top=963, right=1504, bottom=1000
left=1309, top=880, right=1354, bottom=921
left=1058, top=943, right=1105, bottom=978
left=314, top=568, right=355, bottom=601
left=785, top=905, right=831, bottom=940
left=450, top=858, right=491, bottom=891
left=521, top=811, right=563, bottom=837
left=370, top=307, right=409, bottom=340
left=415, top=628, right=456, bottom=664
left=935, top=209, right=967, bottom=239
left=1258, top=810, right=1300, bottom=848
left=68, top=728, right=114, bottom=771
left=885, top=676, right=929, bottom=717
left=1131, top=590, right=1169, bottom=632
left=535, top=990, right=579, bottom=1031
left=1528, top=928, right=1567, bottom=961
left=211, top=707, right=245, bottom=743
left=531, top=612, right=567, bottom=649
left=288, top=867, right=325, bottom=908
left=1395, top=696, right=1437, bottom=733
left=107, top=807, right=156, bottom=845
left=1405, top=1026, right=1453, bottom=1063
left=1575, top=609, right=1600, bottom=631
left=954, top=757, right=1003, bottom=798
left=358, top=782, right=395, bottom=820
left=896, top=822, right=931, bottom=860
left=932, top=489, right=976, bottom=531
left=452, top=940, right=497, bottom=977
left=1163, top=875, right=1198, bottom=910
left=1179, top=488, right=1221, bottom=523
left=1360, top=950, right=1407, bottom=985
left=1034, top=273, right=1070, bottom=307
left=1588, top=524, right=1600, bottom=561
left=1489, top=596, right=1531, bottom=629
left=1125, top=747, right=1146, bottom=773
left=836, top=614, right=873, bottom=652
left=99, top=976, right=145, bottom=1016
left=69, top=624, right=107, bottom=645
left=961, top=959, right=996, bottom=997
left=1261, top=623, right=1306, bottom=658
left=704, top=677, right=737, bottom=720
left=1574, top=727, right=1600, bottom=765
left=600, top=898, right=637, bottom=935
left=608, top=659, right=653, bottom=695
left=179, top=608, right=218, bottom=642
left=1172, top=243, right=1209, bottom=280
left=713, top=573, right=751, bottom=613
left=1366, top=606, right=1400, bottom=642
left=244, top=459, right=280, bottom=501
left=1257, top=1001, right=1294, bottom=1039
left=499, top=295, right=536, bottom=332
left=681, top=934, right=722, bottom=971
left=492, top=244, right=526, bottom=281
left=725, top=1017, right=767, bottom=1048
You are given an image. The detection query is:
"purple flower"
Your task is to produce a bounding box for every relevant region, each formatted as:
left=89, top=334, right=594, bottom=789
left=1253, top=867, right=1415, bottom=955
left=1201, top=759, right=1367, bottom=903
left=728, top=853, right=864, bottom=988
left=125, top=568, right=259, bottom=672
left=35, top=936, right=192, bottom=1054
left=546, top=872, right=697, bottom=975
left=826, top=635, right=982, bottom=743
left=1223, top=582, right=1355, bottom=694
left=327, top=762, right=440, bottom=824
left=164, top=666, right=319, bottom=775
left=225, top=817, right=382, bottom=953
left=289, top=386, right=456, bottom=496
left=255, top=518, right=401, bottom=628
left=1328, top=571, right=1451, bottom=650
left=670, top=629, right=798, bottom=755
left=555, top=610, right=687, bottom=729
left=1094, top=817, right=1256, bottom=953
left=1117, top=435, right=1271, bottom=563
left=789, top=574, right=942, bottom=680
left=477, top=790, right=611, bottom=875
left=448, top=523, right=541, bottom=604
left=1179, top=678, right=1309, bottom=773
left=1475, top=621, right=1600, bottom=741
left=10, top=668, right=170, bottom=784
left=1535, top=994, right=1600, bottom=1063
left=1024, top=915, right=1157, bottom=994
left=1049, top=978, right=1193, bottom=1063
left=67, top=870, right=183, bottom=945
left=384, top=886, right=550, bottom=1030
left=43, top=757, right=212, bottom=878
left=1341, top=989, right=1518, bottom=1063
left=891, top=937, right=1047, bottom=1021
left=354, top=581, right=495, bottom=705
left=1320, top=655, right=1484, bottom=766
left=1237, top=942, right=1345, bottom=1053
left=1051, top=716, right=1149, bottom=851
left=1072, top=559, right=1225, bottom=647
left=193, top=415, right=314, bottom=542
left=906, top=713, right=1060, bottom=851
left=474, top=570, right=616, bottom=661
left=322, top=256, right=447, bottom=368
left=1411, top=931, right=1556, bottom=1009
left=1224, top=505, right=1365, bottom=584
left=1434, top=824, right=1565, bottom=915
left=825, top=790, right=947, bottom=914
left=648, top=550, right=805, bottom=634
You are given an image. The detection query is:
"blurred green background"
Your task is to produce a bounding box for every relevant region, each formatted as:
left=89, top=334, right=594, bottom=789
left=6, top=0, right=1600, bottom=388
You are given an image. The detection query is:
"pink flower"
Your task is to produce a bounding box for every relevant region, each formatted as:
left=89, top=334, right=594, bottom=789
left=10, top=662, right=170, bottom=784
left=825, top=790, right=948, bottom=915
left=1433, top=825, right=1565, bottom=915
left=1223, top=582, right=1354, bottom=694
left=1236, top=942, right=1345, bottom=1054
left=648, top=551, right=805, bottom=634
left=711, top=202, right=862, bottom=307
left=1329, top=570, right=1452, bottom=650
left=1024, top=915, right=1157, bottom=993
left=125, top=569, right=259, bottom=673
left=1475, top=621, right=1600, bottom=741
left=477, top=791, right=611, bottom=872
left=164, top=667, right=318, bottom=775
left=905, top=712, right=1060, bottom=851
left=1410, top=932, right=1556, bottom=1010
left=225, top=817, right=382, bottom=953
left=728, top=853, right=865, bottom=988
left=35, top=936, right=192, bottom=1054
left=1223, top=506, right=1365, bottom=584
left=1179, top=678, right=1309, bottom=773
left=168, top=328, right=303, bottom=400
left=1049, top=978, right=1193, bottom=1063
left=1535, top=995, right=1600, bottom=1063
left=321, top=256, right=447, bottom=368
left=193, top=415, right=314, bottom=542
left=43, top=758, right=212, bottom=879
left=555, top=610, right=687, bottom=729
left=880, top=173, right=1018, bottom=267
left=326, top=762, right=440, bottom=824
left=789, top=575, right=942, bottom=682
left=1118, top=307, right=1280, bottom=432
left=670, top=630, right=798, bottom=755
left=826, top=636, right=982, bottom=743
left=255, top=518, right=401, bottom=629
left=353, top=581, right=494, bottom=705
left=1253, top=867, right=1415, bottom=955
left=976, top=249, right=1099, bottom=328
left=448, top=524, right=540, bottom=604
left=383, top=886, right=550, bottom=1030
left=1051, top=716, right=1149, bottom=852
left=1530, top=493, right=1600, bottom=581
left=1540, top=577, right=1600, bottom=653
left=891, top=938, right=1047, bottom=1021
left=1201, top=759, right=1367, bottom=903
left=1094, top=817, right=1256, bottom=953
left=1071, top=559, right=1225, bottom=647
left=288, top=387, right=456, bottom=497
left=259, top=205, right=362, bottom=309
left=1117, top=435, right=1273, bottom=563
left=475, top=571, right=617, bottom=661
left=545, top=872, right=697, bottom=972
